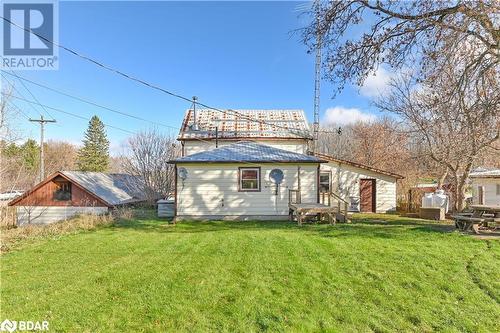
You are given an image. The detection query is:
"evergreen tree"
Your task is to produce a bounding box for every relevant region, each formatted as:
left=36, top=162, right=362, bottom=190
left=77, top=116, right=109, bottom=172
left=2, top=139, right=39, bottom=171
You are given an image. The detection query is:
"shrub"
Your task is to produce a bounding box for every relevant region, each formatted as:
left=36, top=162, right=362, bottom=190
left=0, top=213, right=114, bottom=253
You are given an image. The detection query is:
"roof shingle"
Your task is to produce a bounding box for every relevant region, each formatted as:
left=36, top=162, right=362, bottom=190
left=178, top=109, right=312, bottom=140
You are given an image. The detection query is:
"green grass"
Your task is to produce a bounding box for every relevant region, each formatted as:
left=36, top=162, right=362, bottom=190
left=1, top=213, right=499, bottom=332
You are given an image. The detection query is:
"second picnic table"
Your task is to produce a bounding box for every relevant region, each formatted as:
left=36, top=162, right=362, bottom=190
left=453, top=205, right=500, bottom=234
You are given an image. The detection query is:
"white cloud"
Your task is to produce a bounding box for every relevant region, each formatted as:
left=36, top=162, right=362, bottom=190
left=359, top=66, right=392, bottom=98
left=323, top=106, right=377, bottom=126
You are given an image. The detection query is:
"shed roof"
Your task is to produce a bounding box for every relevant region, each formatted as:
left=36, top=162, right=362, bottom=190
left=171, top=141, right=325, bottom=164
left=61, top=171, right=148, bottom=205
left=469, top=168, right=500, bottom=178
left=9, top=171, right=150, bottom=207
left=178, top=109, right=312, bottom=140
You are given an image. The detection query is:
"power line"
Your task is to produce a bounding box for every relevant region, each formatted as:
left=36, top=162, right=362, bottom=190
left=1, top=73, right=42, bottom=118
left=10, top=94, right=136, bottom=135
left=1, top=71, right=179, bottom=131
left=6, top=100, right=31, bottom=120
left=0, top=16, right=312, bottom=140
left=8, top=70, right=58, bottom=120
left=11, top=95, right=309, bottom=167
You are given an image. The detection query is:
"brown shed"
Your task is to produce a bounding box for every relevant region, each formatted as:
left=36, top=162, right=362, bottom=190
left=9, top=171, right=148, bottom=225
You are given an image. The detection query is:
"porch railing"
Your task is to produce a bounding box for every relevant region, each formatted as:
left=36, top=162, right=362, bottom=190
left=320, top=191, right=349, bottom=222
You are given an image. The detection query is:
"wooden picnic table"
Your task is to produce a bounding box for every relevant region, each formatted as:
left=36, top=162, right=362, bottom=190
left=469, top=205, right=500, bottom=217
left=453, top=205, right=500, bottom=234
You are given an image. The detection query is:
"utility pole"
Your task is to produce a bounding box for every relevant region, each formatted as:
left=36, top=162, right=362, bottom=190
left=29, top=115, right=56, bottom=182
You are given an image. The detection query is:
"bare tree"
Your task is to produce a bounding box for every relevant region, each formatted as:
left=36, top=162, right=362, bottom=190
left=43, top=140, right=78, bottom=175
left=376, top=68, right=499, bottom=211
left=0, top=85, right=39, bottom=192
left=319, top=118, right=426, bottom=210
left=318, top=124, right=357, bottom=160
left=302, top=0, right=499, bottom=97
left=121, top=129, right=180, bottom=202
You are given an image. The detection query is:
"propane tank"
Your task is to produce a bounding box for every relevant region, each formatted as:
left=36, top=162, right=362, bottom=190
left=422, top=193, right=433, bottom=208
left=433, top=189, right=449, bottom=213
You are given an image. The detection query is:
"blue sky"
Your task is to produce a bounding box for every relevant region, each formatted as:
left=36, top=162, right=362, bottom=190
left=4, top=1, right=390, bottom=153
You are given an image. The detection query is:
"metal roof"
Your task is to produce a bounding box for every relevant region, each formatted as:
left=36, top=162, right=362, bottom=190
left=62, top=171, right=148, bottom=205
left=171, top=141, right=325, bottom=164
left=178, top=109, right=312, bottom=140
left=469, top=168, right=500, bottom=178
left=314, top=153, right=405, bottom=179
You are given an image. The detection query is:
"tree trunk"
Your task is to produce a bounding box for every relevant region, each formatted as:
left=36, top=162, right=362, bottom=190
left=437, top=169, right=448, bottom=189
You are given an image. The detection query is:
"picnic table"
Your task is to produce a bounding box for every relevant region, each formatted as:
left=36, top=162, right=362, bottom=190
left=452, top=205, right=500, bottom=234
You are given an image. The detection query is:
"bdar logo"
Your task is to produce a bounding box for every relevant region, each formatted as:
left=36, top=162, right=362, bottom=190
left=0, top=319, right=17, bottom=333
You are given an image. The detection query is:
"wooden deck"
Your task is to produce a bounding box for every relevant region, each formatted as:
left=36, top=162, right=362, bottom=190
left=289, top=203, right=339, bottom=225
left=288, top=189, right=349, bottom=226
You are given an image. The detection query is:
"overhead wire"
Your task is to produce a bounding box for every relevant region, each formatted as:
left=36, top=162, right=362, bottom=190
left=1, top=71, right=179, bottom=131
left=2, top=72, right=317, bottom=166
left=1, top=73, right=42, bottom=118
left=0, top=16, right=312, bottom=140
left=11, top=94, right=317, bottom=167
left=8, top=70, right=57, bottom=120
left=9, top=94, right=136, bottom=134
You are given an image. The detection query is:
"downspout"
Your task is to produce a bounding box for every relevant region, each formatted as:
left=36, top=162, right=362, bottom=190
left=317, top=164, right=320, bottom=203
left=174, top=165, right=178, bottom=222
left=297, top=166, right=301, bottom=203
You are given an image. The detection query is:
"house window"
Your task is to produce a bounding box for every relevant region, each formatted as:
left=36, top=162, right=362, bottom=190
left=319, top=172, right=331, bottom=192
left=497, top=184, right=500, bottom=195
left=239, top=167, right=260, bottom=191
left=53, top=182, right=72, bottom=201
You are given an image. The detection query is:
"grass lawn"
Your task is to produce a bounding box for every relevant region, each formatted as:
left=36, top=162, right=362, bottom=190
left=1, top=213, right=499, bottom=332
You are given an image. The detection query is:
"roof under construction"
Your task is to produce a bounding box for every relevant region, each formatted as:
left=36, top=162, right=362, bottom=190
left=178, top=109, right=312, bottom=140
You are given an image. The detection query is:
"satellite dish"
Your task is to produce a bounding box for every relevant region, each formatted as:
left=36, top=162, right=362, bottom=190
left=178, top=167, right=188, bottom=181
left=269, top=169, right=284, bottom=185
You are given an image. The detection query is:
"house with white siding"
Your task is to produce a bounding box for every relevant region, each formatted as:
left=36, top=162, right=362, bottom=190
left=469, top=168, right=500, bottom=206
left=170, top=109, right=403, bottom=221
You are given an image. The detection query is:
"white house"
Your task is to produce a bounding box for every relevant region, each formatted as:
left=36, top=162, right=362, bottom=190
left=170, top=109, right=403, bottom=221
left=469, top=168, right=500, bottom=206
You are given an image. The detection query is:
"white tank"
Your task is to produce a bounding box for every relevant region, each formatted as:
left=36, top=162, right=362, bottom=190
left=432, top=190, right=449, bottom=213
left=422, top=193, right=433, bottom=208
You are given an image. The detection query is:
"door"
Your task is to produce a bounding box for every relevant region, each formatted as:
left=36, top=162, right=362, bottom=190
left=478, top=186, right=484, bottom=205
left=360, top=179, right=376, bottom=213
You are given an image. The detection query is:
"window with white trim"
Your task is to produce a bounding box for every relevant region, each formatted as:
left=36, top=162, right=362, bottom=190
left=319, top=172, right=331, bottom=192
left=239, top=168, right=260, bottom=191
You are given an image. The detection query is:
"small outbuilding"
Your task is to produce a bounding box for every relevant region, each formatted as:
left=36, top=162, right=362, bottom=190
left=469, top=168, right=500, bottom=206
left=9, top=171, right=148, bottom=225
left=315, top=153, right=404, bottom=213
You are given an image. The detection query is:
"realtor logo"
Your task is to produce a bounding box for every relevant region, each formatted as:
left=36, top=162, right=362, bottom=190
left=1, top=0, right=59, bottom=69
